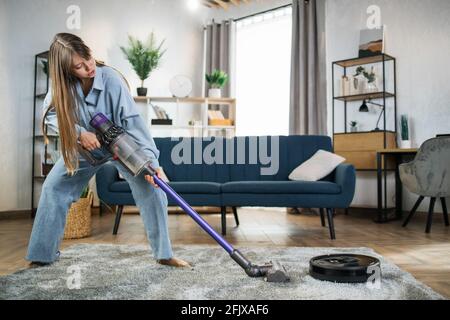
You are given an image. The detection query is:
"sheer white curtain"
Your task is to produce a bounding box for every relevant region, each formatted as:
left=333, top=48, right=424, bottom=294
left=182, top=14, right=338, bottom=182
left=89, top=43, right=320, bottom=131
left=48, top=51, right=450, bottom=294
left=235, top=7, right=292, bottom=136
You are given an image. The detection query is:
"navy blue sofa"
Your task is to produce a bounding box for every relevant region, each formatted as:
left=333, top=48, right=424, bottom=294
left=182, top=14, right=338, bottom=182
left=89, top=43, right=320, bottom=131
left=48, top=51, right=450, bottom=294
left=96, top=136, right=356, bottom=239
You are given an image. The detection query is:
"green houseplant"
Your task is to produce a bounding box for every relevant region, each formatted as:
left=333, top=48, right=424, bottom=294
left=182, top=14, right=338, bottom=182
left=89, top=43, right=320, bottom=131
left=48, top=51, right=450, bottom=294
left=120, top=33, right=166, bottom=96
left=400, top=114, right=411, bottom=148
left=205, top=69, right=228, bottom=98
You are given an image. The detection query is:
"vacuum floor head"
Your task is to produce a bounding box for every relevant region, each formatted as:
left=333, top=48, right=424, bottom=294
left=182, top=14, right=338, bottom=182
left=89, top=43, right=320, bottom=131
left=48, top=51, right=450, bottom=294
left=309, top=254, right=381, bottom=283
left=265, top=261, right=290, bottom=283
left=230, top=250, right=290, bottom=283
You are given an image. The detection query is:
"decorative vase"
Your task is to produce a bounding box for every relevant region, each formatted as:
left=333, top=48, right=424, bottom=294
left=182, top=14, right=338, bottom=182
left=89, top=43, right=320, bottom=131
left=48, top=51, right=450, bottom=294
left=358, top=77, right=367, bottom=94
left=340, top=76, right=350, bottom=96
left=349, top=75, right=358, bottom=95
left=208, top=88, right=221, bottom=98
left=350, top=126, right=357, bottom=133
left=352, top=74, right=366, bottom=94
left=365, top=80, right=378, bottom=93
left=137, top=87, right=147, bottom=96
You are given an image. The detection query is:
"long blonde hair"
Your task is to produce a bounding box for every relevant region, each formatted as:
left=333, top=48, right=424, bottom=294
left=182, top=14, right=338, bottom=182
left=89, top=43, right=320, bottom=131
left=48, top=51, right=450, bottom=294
left=43, top=33, right=129, bottom=176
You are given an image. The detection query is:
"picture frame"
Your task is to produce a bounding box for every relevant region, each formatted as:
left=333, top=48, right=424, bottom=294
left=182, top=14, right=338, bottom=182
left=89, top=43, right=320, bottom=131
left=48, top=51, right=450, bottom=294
left=358, top=26, right=384, bottom=58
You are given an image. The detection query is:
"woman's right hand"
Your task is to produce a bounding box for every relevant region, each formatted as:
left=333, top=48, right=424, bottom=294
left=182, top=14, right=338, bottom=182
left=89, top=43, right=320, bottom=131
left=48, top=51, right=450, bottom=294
left=79, top=131, right=101, bottom=151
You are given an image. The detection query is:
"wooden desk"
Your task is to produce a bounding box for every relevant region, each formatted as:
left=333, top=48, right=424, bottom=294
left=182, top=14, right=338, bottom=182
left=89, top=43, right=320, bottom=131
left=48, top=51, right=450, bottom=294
left=376, top=148, right=418, bottom=223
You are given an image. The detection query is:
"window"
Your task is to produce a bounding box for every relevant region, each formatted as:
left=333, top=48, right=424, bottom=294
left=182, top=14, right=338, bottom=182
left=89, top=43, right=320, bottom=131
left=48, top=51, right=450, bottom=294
left=236, top=7, right=292, bottom=136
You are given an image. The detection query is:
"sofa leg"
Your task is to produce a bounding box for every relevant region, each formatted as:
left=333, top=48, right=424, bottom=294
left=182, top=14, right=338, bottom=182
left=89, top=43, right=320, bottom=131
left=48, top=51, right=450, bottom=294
left=232, top=206, right=239, bottom=227
left=221, top=206, right=227, bottom=236
left=403, top=196, right=424, bottom=227
left=425, top=197, right=436, bottom=233
left=319, top=208, right=326, bottom=227
left=113, top=205, right=124, bottom=235
left=441, top=197, right=449, bottom=226
left=326, top=208, right=336, bottom=240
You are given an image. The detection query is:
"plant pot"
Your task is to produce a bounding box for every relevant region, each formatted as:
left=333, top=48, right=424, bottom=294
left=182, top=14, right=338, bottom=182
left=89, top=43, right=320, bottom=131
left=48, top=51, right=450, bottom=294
left=350, top=127, right=357, bottom=133
left=208, top=88, right=221, bottom=98
left=137, top=87, right=147, bottom=96
left=400, top=140, right=412, bottom=149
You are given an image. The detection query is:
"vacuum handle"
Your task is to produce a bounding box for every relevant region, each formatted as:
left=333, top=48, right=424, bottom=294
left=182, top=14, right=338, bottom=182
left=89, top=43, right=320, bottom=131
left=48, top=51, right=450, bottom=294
left=77, top=141, right=110, bottom=166
left=151, top=172, right=234, bottom=254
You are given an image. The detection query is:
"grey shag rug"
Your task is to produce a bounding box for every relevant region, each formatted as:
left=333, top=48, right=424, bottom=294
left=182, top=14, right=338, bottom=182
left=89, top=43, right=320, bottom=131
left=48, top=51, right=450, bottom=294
left=0, top=244, right=444, bottom=300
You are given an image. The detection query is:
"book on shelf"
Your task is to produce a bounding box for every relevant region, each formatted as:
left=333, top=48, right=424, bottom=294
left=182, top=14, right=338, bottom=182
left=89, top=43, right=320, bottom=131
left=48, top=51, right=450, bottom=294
left=151, top=104, right=170, bottom=120
left=207, top=110, right=225, bottom=120
left=207, top=109, right=233, bottom=126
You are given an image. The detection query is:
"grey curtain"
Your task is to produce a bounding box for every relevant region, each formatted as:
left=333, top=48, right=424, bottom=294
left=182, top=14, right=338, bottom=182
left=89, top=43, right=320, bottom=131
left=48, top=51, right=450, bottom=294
left=289, top=0, right=327, bottom=135
left=204, top=19, right=236, bottom=116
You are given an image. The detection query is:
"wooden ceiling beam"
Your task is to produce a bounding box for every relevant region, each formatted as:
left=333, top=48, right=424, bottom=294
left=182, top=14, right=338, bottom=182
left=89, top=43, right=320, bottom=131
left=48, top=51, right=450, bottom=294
left=202, top=0, right=254, bottom=10
left=202, top=0, right=216, bottom=8
left=213, top=0, right=229, bottom=10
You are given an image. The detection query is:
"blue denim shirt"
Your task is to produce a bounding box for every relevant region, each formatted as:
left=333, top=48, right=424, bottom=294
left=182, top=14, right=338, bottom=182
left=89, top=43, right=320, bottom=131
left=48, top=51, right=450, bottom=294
left=43, top=66, right=160, bottom=168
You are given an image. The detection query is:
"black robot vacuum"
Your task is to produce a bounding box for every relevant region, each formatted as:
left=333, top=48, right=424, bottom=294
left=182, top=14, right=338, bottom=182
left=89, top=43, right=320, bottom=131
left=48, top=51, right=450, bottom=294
left=309, top=254, right=381, bottom=283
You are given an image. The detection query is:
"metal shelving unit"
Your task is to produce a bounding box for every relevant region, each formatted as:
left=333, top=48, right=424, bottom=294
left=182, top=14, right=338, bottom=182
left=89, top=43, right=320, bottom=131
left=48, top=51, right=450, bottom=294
left=331, top=53, right=397, bottom=149
left=331, top=53, right=399, bottom=221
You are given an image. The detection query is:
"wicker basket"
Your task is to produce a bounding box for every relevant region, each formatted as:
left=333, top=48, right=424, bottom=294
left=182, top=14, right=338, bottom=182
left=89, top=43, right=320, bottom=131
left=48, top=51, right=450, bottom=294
left=63, top=191, right=93, bottom=239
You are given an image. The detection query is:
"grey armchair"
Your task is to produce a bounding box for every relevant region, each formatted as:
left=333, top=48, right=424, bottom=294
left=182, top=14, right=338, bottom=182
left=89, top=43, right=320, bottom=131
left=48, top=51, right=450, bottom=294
left=399, top=137, right=450, bottom=233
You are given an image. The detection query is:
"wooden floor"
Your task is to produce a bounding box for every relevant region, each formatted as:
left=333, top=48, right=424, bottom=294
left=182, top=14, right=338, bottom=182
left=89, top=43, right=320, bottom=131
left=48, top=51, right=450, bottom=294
left=1, top=207, right=449, bottom=298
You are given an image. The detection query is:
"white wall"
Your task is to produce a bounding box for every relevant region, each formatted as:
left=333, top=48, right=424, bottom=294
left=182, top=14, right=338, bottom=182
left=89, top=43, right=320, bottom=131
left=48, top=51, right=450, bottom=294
left=0, top=0, right=209, bottom=211
left=0, top=1, right=20, bottom=211
left=325, top=0, right=450, bottom=211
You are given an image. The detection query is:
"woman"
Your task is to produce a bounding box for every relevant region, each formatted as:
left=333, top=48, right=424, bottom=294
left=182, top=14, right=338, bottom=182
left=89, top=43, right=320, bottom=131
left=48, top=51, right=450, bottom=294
left=27, top=33, right=190, bottom=268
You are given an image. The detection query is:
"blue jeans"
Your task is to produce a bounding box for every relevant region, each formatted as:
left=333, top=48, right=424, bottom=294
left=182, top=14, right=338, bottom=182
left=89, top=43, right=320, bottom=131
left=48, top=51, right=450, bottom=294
left=26, top=157, right=173, bottom=263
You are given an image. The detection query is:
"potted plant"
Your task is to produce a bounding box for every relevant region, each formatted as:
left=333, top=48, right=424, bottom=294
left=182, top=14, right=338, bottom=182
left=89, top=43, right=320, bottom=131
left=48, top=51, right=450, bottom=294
left=349, top=120, right=358, bottom=132
left=205, top=69, right=228, bottom=98
left=120, top=33, right=166, bottom=97
left=400, top=114, right=411, bottom=148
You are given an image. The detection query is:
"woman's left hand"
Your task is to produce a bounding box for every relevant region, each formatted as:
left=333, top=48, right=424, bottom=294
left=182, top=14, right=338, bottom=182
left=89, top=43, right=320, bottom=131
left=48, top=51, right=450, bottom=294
left=144, top=168, right=162, bottom=188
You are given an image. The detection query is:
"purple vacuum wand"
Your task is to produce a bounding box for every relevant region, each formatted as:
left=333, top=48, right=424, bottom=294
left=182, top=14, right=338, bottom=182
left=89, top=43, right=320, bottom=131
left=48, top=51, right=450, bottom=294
left=83, top=113, right=289, bottom=282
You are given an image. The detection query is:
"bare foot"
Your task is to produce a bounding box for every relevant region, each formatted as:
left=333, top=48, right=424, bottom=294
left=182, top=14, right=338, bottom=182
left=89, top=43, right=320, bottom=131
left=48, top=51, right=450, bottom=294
left=157, top=257, right=192, bottom=268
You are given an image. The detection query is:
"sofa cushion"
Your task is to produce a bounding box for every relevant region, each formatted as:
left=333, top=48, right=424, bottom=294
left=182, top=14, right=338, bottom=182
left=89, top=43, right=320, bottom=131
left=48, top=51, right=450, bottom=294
left=109, top=180, right=221, bottom=194
left=221, top=181, right=341, bottom=194
left=289, top=150, right=345, bottom=181
left=228, top=136, right=334, bottom=182
left=154, top=136, right=334, bottom=183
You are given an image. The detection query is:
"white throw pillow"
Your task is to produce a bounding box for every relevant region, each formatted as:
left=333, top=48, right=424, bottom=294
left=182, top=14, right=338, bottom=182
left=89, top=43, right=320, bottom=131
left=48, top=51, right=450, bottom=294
left=288, top=150, right=345, bottom=181
left=118, top=166, right=170, bottom=182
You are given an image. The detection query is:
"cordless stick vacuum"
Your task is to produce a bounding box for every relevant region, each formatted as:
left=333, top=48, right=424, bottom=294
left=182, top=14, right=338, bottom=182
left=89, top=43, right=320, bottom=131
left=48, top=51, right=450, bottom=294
left=79, top=113, right=290, bottom=283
